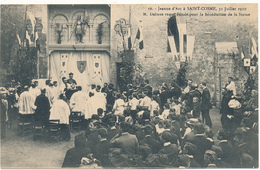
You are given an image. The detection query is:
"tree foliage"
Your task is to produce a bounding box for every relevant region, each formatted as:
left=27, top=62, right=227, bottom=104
left=1, top=5, right=26, bottom=70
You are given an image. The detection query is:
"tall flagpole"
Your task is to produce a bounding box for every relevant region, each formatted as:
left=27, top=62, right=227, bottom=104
left=129, top=5, right=131, bottom=50
left=23, top=6, right=28, bottom=48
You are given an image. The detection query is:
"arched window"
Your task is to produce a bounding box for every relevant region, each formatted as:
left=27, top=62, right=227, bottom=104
left=52, top=15, right=68, bottom=44
left=93, top=15, right=110, bottom=44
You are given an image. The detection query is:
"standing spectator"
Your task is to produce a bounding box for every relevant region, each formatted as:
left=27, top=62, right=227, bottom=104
left=113, top=94, right=125, bottom=120
left=1, top=94, right=7, bottom=138
left=226, top=77, right=236, bottom=96
left=129, top=93, right=139, bottom=122
left=139, top=91, right=151, bottom=110
left=183, top=79, right=193, bottom=94
left=200, top=83, right=212, bottom=128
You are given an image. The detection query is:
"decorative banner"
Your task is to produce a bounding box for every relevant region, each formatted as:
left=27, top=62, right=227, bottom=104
left=187, top=35, right=195, bottom=61
left=77, top=61, right=86, bottom=73
left=168, top=36, right=177, bottom=55
left=93, top=54, right=102, bottom=78
left=249, top=66, right=256, bottom=74
left=136, top=20, right=143, bottom=50
left=60, top=53, right=68, bottom=78
left=244, top=58, right=250, bottom=67
left=175, top=61, right=180, bottom=69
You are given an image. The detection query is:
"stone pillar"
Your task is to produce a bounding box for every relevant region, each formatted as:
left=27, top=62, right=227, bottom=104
left=50, top=23, right=53, bottom=44
left=68, top=24, right=73, bottom=43
left=89, top=23, right=94, bottom=43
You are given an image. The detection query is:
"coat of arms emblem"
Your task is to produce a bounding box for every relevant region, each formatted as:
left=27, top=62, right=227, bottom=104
left=77, top=61, right=86, bottom=73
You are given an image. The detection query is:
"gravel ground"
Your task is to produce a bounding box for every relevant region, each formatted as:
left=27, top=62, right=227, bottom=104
left=1, top=108, right=222, bottom=168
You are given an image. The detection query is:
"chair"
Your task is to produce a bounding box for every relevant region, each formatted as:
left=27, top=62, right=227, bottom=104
left=33, top=121, right=45, bottom=141
left=69, top=111, right=82, bottom=131
left=48, top=119, right=61, bottom=141
left=18, top=116, right=33, bottom=137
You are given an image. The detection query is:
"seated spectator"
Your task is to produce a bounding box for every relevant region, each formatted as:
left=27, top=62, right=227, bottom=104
left=182, top=142, right=201, bottom=167
left=177, top=154, right=191, bottom=168
left=149, top=96, right=159, bottom=117
left=110, top=122, right=139, bottom=154
left=217, top=129, right=234, bottom=164
left=159, top=131, right=179, bottom=165
left=161, top=103, right=170, bottom=120
left=62, top=134, right=92, bottom=167
left=93, top=128, right=111, bottom=167
left=203, top=150, right=218, bottom=167
left=139, top=125, right=162, bottom=153
left=186, top=123, right=212, bottom=166
left=211, top=145, right=230, bottom=168
left=106, top=116, right=118, bottom=141
left=240, top=153, right=255, bottom=168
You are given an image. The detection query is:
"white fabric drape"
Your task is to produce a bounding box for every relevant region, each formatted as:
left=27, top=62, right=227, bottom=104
left=50, top=51, right=110, bottom=93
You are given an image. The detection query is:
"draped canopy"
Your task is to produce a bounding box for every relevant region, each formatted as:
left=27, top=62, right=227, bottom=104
left=50, top=51, right=110, bottom=92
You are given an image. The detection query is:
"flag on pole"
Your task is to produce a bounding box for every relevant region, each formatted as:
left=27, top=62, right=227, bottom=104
left=187, top=35, right=195, bottom=61
left=178, top=23, right=186, bottom=61
left=168, top=16, right=179, bottom=53
left=251, top=37, right=258, bottom=58
left=27, top=11, right=36, bottom=40
left=251, top=37, right=258, bottom=52
left=136, top=20, right=143, bottom=50
left=183, top=34, right=187, bottom=54
left=241, top=52, right=245, bottom=60
left=35, top=31, right=40, bottom=50
left=127, top=26, right=132, bottom=50
left=16, top=34, right=21, bottom=46
left=25, top=30, right=32, bottom=46
left=168, top=36, right=177, bottom=55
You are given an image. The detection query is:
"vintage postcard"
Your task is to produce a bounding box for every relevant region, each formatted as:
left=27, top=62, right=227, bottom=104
left=0, top=3, right=258, bottom=169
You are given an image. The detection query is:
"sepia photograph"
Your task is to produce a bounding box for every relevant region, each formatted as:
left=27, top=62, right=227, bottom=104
left=0, top=3, right=258, bottom=168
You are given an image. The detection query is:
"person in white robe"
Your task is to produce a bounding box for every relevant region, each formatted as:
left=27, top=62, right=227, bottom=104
left=92, top=85, right=107, bottom=111
left=113, top=94, right=125, bottom=116
left=70, top=86, right=88, bottom=117
left=51, top=81, right=60, bottom=104
left=29, top=82, right=41, bottom=102
left=18, top=86, right=36, bottom=121
left=44, top=80, right=54, bottom=107
left=85, top=85, right=107, bottom=119
left=49, top=95, right=70, bottom=124
left=49, top=94, right=71, bottom=140
left=149, top=96, right=160, bottom=117
left=140, top=92, right=151, bottom=110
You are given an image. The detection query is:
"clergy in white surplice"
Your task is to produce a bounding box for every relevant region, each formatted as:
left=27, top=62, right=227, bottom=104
left=70, top=86, right=89, bottom=118
left=85, top=85, right=107, bottom=119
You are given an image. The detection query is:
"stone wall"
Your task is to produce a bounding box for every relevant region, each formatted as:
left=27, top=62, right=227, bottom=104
left=110, top=4, right=258, bottom=105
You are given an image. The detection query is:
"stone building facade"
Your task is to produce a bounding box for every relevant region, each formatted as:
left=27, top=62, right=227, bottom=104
left=20, top=4, right=257, bottom=106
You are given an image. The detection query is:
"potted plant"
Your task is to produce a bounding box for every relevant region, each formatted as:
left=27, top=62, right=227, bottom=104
left=96, top=23, right=104, bottom=44
left=55, top=23, right=63, bottom=44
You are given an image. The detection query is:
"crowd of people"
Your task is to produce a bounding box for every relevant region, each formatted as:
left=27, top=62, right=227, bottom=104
left=0, top=74, right=258, bottom=168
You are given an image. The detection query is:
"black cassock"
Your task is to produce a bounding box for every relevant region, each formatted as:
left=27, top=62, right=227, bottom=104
left=34, top=94, right=50, bottom=124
